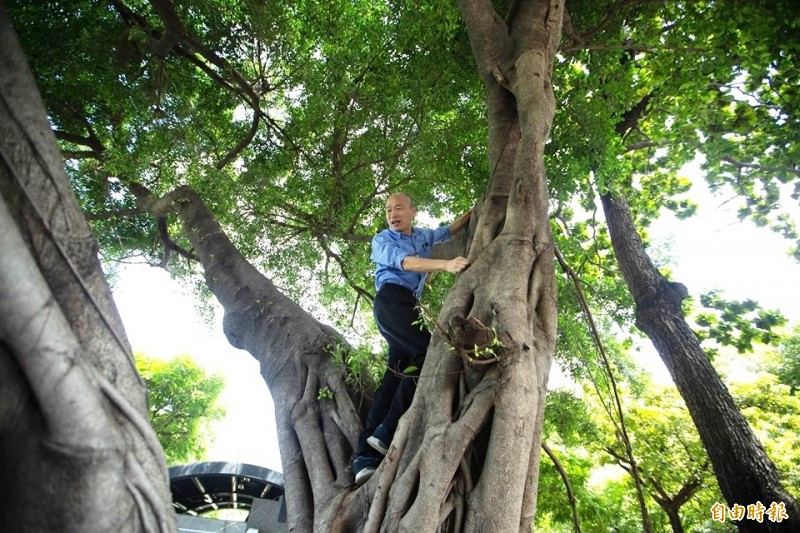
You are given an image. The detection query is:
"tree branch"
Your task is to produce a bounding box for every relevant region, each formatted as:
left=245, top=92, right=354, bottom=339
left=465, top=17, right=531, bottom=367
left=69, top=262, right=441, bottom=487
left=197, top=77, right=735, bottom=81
left=542, top=442, right=583, bottom=533
left=53, top=129, right=105, bottom=156
left=114, top=0, right=266, bottom=170
left=85, top=207, right=146, bottom=221
left=722, top=156, right=800, bottom=176
left=61, top=150, right=102, bottom=160
left=556, top=244, right=653, bottom=532
left=157, top=216, right=198, bottom=267
left=317, top=236, right=374, bottom=303
left=457, top=0, right=513, bottom=84
left=625, top=140, right=660, bottom=152
left=672, top=476, right=703, bottom=507
left=559, top=0, right=663, bottom=53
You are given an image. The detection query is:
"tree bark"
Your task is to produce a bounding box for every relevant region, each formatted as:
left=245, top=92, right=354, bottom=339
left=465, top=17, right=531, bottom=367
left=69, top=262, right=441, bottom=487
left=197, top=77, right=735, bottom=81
left=0, top=5, right=175, bottom=531
left=601, top=191, right=800, bottom=532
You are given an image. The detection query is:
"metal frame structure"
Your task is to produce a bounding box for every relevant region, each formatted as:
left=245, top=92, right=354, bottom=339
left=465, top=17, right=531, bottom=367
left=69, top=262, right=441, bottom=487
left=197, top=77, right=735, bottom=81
left=169, top=462, right=284, bottom=516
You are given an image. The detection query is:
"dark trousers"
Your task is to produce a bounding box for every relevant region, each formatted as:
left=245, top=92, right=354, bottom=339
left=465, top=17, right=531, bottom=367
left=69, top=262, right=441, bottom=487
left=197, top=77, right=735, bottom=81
left=356, top=283, right=430, bottom=458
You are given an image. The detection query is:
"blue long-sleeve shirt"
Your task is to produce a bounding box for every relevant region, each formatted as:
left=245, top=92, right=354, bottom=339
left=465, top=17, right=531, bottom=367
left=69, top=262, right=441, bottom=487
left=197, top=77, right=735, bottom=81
left=371, top=225, right=451, bottom=298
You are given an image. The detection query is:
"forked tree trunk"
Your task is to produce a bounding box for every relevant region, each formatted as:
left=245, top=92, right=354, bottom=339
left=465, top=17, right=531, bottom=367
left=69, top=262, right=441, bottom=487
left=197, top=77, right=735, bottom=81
left=140, top=1, right=563, bottom=531
left=0, top=6, right=175, bottom=532
left=601, top=191, right=800, bottom=532
left=664, top=505, right=685, bottom=533
left=650, top=478, right=702, bottom=533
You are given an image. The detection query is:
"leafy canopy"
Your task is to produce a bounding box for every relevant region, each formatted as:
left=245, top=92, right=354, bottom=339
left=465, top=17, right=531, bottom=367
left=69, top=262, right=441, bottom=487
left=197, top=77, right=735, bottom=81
left=135, top=354, right=225, bottom=464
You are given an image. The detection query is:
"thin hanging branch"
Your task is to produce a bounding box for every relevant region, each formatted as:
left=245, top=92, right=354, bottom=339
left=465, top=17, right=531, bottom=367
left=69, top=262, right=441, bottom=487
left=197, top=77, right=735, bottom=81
left=542, top=441, right=583, bottom=533
left=555, top=244, right=653, bottom=533
left=722, top=155, right=800, bottom=176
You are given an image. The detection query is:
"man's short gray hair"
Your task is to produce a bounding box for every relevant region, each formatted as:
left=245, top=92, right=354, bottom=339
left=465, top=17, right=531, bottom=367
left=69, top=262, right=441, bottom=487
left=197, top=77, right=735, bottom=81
left=390, top=191, right=415, bottom=208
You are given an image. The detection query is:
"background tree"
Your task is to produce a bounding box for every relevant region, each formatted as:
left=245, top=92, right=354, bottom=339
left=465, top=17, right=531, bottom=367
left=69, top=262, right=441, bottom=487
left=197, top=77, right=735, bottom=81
left=136, top=354, right=225, bottom=465
left=551, top=0, right=800, bottom=526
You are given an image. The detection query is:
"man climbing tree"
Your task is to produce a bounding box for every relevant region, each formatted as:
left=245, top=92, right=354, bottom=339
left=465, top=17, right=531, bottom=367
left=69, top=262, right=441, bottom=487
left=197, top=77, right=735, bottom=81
left=353, top=192, right=471, bottom=485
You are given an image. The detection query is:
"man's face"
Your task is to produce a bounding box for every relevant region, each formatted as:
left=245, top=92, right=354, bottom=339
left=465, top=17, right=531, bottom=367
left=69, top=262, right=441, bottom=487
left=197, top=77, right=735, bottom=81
left=385, top=194, right=416, bottom=235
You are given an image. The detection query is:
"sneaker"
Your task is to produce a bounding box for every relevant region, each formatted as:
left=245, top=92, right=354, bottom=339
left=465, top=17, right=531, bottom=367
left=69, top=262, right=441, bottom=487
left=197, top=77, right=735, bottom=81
left=367, top=424, right=391, bottom=456
left=353, top=455, right=379, bottom=486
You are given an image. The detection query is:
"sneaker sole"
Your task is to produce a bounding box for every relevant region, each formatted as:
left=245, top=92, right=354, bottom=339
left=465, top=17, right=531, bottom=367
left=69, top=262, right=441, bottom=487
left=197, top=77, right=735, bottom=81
left=367, top=436, right=389, bottom=455
left=355, top=466, right=376, bottom=486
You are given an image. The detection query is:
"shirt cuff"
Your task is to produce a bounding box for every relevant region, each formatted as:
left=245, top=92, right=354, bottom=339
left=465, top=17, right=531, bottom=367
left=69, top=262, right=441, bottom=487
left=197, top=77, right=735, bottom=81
left=396, top=252, right=409, bottom=271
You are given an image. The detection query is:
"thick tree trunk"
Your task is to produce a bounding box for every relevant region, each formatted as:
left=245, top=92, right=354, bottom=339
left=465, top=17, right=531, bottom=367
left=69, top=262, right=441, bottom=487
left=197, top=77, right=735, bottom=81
left=134, top=184, right=366, bottom=531
left=0, top=6, right=175, bottom=532
left=354, top=2, right=562, bottom=531
left=601, top=191, right=800, bottom=532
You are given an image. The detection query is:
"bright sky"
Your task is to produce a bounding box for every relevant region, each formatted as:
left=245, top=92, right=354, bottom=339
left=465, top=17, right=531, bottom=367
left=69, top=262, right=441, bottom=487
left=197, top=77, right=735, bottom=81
left=113, top=268, right=283, bottom=472
left=649, top=180, right=799, bottom=323
left=635, top=176, right=800, bottom=382
left=111, top=173, right=799, bottom=474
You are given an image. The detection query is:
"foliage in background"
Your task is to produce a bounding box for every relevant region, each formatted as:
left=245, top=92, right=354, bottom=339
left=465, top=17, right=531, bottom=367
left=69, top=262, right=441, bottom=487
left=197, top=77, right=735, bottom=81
left=692, top=291, right=786, bottom=357
left=723, top=333, right=800, bottom=496
left=135, top=354, right=225, bottom=464
left=774, top=326, right=800, bottom=395
left=537, top=330, right=800, bottom=532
